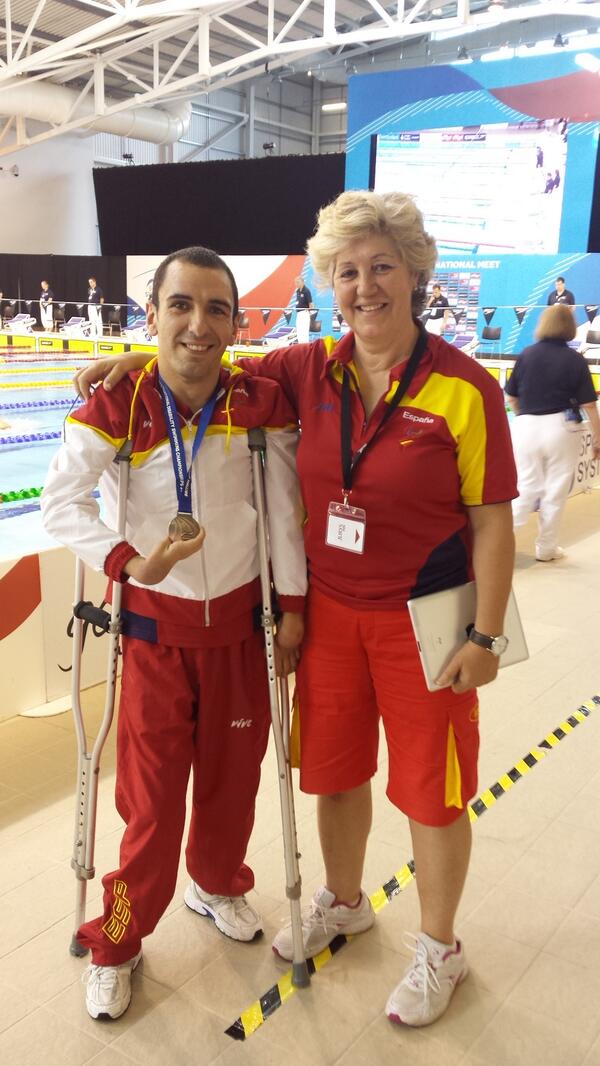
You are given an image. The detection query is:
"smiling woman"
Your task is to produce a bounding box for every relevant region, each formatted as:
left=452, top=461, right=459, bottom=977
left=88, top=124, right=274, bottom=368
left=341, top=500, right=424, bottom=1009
left=242, top=190, right=517, bottom=1028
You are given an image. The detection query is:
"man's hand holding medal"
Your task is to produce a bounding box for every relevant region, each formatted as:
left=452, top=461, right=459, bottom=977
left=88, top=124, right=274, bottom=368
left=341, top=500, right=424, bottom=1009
left=124, top=526, right=205, bottom=586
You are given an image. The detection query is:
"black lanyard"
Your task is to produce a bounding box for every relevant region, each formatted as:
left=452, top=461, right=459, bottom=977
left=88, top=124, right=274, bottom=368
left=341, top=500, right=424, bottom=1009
left=340, top=326, right=428, bottom=497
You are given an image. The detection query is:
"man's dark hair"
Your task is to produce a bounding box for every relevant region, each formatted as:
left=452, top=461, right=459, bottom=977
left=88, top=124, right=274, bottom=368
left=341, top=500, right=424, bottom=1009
left=432, top=283, right=441, bottom=290
left=151, top=246, right=239, bottom=319
left=556, top=276, right=565, bottom=284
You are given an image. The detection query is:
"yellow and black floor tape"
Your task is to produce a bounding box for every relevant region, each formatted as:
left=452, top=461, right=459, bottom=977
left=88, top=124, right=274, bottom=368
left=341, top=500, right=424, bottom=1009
left=225, top=694, right=600, bottom=1041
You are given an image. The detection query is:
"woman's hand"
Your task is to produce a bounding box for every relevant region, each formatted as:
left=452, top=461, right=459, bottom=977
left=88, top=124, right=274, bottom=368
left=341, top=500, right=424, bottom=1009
left=274, top=611, right=304, bottom=677
left=74, top=353, right=148, bottom=400
left=592, top=434, right=600, bottom=459
left=435, top=640, right=499, bottom=694
left=124, top=529, right=205, bottom=586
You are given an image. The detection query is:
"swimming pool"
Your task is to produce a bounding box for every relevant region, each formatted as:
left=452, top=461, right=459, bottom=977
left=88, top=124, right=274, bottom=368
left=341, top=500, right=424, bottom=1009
left=0, top=349, right=91, bottom=558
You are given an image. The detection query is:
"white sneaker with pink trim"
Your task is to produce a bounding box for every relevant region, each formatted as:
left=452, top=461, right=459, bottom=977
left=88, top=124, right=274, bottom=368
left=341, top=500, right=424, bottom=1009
left=272, top=885, right=374, bottom=960
left=385, top=932, right=468, bottom=1027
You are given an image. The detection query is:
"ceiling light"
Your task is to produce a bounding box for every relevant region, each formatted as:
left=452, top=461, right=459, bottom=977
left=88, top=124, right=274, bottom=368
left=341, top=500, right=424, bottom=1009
left=321, top=101, right=347, bottom=112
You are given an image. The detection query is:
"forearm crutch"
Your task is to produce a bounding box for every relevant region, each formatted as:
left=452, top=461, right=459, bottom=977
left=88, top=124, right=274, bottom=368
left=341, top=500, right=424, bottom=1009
left=69, top=443, right=132, bottom=956
left=248, top=427, right=310, bottom=989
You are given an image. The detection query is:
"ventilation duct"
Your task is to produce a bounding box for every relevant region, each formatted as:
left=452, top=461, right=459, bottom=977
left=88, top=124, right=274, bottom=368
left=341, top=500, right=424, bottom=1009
left=0, top=81, right=191, bottom=144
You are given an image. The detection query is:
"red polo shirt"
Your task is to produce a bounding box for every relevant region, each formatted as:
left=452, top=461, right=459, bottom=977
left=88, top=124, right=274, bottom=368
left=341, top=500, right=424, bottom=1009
left=241, top=329, right=517, bottom=610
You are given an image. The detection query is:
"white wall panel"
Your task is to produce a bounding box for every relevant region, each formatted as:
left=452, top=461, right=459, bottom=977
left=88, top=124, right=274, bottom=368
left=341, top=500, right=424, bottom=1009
left=0, top=135, right=99, bottom=254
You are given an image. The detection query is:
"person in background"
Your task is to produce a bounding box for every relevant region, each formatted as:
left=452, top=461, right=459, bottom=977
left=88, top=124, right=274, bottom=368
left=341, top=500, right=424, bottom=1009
left=547, top=277, right=575, bottom=307
left=506, top=303, right=600, bottom=561
left=424, top=283, right=450, bottom=336
left=73, top=191, right=517, bottom=1029
left=294, top=275, right=314, bottom=344
left=87, top=276, right=104, bottom=337
left=39, top=280, right=54, bottom=331
left=43, top=246, right=306, bottom=1022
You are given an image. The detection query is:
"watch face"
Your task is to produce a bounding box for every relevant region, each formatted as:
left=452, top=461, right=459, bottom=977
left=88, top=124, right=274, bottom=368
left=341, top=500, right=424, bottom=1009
left=491, top=635, right=509, bottom=656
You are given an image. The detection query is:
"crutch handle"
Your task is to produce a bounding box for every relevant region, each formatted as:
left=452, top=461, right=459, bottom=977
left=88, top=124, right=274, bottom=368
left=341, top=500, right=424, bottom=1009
left=73, top=600, right=112, bottom=631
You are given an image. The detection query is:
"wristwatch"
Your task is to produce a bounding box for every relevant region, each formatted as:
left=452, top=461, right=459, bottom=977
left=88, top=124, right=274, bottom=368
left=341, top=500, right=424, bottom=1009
left=468, top=628, right=509, bottom=657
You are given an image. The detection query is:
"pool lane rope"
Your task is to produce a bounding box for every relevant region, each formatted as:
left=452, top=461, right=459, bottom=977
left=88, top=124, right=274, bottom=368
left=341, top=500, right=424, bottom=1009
left=225, top=694, right=600, bottom=1041
left=0, top=380, right=75, bottom=389
left=0, top=356, right=97, bottom=364
left=0, top=486, right=43, bottom=502
left=0, top=365, right=82, bottom=374
left=0, top=431, right=61, bottom=446
left=0, top=399, right=79, bottom=411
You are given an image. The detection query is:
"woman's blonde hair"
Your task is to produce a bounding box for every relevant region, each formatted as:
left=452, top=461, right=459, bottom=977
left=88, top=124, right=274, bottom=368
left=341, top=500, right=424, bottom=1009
left=306, top=190, right=437, bottom=316
left=534, top=303, right=576, bottom=343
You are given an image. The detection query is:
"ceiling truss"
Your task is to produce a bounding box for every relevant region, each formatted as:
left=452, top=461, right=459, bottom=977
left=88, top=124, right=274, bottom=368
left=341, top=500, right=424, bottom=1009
left=0, top=0, right=598, bottom=154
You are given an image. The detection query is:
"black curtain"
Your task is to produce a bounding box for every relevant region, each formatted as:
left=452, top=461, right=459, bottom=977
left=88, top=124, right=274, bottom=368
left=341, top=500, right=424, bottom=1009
left=93, top=153, right=346, bottom=255
left=0, top=254, right=127, bottom=323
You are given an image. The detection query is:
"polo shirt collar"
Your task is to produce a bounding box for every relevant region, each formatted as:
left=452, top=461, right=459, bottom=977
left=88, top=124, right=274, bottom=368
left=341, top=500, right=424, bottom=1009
left=323, top=321, right=431, bottom=385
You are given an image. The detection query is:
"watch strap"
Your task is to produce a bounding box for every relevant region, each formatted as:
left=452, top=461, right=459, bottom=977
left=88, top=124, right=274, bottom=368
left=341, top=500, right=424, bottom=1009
left=468, top=628, right=495, bottom=651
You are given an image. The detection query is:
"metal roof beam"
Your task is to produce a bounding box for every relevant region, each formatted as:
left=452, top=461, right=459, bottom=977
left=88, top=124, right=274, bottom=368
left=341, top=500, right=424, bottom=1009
left=0, top=0, right=597, bottom=154
left=178, top=113, right=247, bottom=161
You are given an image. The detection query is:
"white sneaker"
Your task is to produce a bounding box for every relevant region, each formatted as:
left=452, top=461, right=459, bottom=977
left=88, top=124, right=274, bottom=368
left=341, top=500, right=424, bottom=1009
left=184, top=881, right=263, bottom=942
left=272, top=885, right=375, bottom=961
left=83, top=950, right=142, bottom=1020
left=385, top=933, right=468, bottom=1027
left=536, top=546, right=566, bottom=562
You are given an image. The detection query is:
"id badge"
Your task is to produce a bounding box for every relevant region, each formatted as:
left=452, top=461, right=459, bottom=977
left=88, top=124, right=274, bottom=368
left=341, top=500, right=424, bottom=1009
left=326, top=501, right=366, bottom=554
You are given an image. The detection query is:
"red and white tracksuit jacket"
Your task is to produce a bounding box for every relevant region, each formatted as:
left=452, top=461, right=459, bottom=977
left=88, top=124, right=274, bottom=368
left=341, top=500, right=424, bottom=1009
left=41, top=358, right=306, bottom=964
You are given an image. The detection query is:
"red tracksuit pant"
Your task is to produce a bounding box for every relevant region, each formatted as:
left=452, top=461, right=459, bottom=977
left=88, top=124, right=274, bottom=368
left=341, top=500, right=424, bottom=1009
left=77, top=631, right=271, bottom=965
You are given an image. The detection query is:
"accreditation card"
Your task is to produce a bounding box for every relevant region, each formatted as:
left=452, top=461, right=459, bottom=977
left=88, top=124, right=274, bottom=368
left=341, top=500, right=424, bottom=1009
left=325, top=501, right=366, bottom=554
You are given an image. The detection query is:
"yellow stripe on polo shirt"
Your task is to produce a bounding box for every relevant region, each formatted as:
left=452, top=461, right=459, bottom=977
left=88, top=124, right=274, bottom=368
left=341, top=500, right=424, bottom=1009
left=329, top=360, right=360, bottom=389
left=399, top=372, right=488, bottom=506
left=65, top=415, right=127, bottom=454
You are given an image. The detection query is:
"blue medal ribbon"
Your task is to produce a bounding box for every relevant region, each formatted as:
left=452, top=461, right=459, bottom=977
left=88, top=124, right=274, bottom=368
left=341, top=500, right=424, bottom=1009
left=158, top=374, right=220, bottom=516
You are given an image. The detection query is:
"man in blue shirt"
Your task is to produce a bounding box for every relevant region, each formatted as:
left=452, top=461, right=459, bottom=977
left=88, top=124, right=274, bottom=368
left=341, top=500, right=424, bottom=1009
left=547, top=277, right=575, bottom=307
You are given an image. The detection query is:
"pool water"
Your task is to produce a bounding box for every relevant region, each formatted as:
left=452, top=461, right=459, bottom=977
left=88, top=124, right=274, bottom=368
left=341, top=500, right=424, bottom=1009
left=0, top=353, right=88, bottom=559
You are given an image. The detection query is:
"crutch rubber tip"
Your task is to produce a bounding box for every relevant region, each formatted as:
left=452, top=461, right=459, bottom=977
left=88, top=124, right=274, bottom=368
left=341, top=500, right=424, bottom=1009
left=291, top=962, right=311, bottom=988
left=69, top=935, right=89, bottom=958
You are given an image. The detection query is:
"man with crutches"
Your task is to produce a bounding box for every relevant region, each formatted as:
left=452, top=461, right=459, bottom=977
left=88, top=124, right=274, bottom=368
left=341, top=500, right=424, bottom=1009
left=41, top=246, right=307, bottom=1020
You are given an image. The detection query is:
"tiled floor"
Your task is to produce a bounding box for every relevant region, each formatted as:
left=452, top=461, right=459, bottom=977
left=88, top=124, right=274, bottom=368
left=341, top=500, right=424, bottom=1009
left=2, top=490, right=600, bottom=1065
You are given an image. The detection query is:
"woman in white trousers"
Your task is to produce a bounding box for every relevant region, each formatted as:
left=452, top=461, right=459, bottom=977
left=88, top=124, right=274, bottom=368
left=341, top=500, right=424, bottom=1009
left=39, top=281, right=53, bottom=331
left=506, top=304, right=600, bottom=561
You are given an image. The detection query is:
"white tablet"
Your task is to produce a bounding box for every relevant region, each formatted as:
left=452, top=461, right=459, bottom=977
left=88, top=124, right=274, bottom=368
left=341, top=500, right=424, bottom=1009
left=407, top=582, right=529, bottom=691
